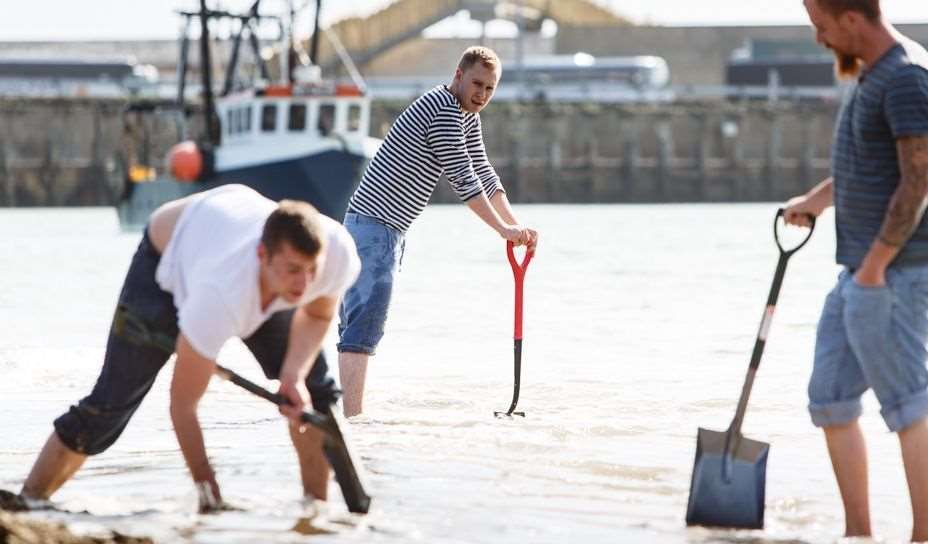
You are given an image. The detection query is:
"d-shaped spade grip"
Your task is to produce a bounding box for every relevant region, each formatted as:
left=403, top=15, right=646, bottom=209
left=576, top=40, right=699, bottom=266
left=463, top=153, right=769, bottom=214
left=495, top=241, right=534, bottom=418
left=728, top=208, right=817, bottom=438
left=507, top=241, right=533, bottom=340
left=774, top=208, right=816, bottom=257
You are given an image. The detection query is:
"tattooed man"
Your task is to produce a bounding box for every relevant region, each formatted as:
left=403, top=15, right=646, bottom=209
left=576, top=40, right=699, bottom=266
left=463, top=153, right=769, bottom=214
left=784, top=0, right=928, bottom=540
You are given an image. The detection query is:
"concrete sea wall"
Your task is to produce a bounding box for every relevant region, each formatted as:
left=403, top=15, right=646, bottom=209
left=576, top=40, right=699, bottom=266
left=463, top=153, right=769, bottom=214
left=0, top=96, right=839, bottom=206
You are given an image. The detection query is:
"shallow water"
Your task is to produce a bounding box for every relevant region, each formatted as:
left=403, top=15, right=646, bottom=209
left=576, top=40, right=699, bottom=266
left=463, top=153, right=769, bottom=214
left=0, top=204, right=914, bottom=542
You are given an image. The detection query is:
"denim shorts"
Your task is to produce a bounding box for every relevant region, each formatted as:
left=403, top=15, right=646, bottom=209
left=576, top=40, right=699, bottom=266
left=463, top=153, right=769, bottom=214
left=54, top=230, right=338, bottom=455
left=337, top=212, right=405, bottom=355
left=809, top=266, right=928, bottom=432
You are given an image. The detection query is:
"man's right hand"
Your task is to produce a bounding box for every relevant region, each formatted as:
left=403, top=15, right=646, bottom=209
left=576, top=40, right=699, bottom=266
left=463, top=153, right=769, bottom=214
left=783, top=195, right=821, bottom=228
left=783, top=177, right=834, bottom=228
left=500, top=226, right=539, bottom=252
left=498, top=225, right=526, bottom=245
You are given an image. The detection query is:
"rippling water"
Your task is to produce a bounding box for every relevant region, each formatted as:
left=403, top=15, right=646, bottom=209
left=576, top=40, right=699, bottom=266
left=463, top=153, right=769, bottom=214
left=0, top=204, right=914, bottom=543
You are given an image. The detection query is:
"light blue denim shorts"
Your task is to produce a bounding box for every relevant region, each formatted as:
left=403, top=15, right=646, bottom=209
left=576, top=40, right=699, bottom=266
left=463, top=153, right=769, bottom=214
left=809, top=266, right=928, bottom=432
left=337, top=212, right=405, bottom=355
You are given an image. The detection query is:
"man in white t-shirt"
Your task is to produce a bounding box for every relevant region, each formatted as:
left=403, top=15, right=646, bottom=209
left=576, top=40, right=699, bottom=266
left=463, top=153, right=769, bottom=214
left=18, top=184, right=360, bottom=511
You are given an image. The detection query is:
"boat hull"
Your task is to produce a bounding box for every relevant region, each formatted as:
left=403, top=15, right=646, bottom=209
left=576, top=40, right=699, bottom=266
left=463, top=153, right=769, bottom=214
left=118, top=149, right=366, bottom=229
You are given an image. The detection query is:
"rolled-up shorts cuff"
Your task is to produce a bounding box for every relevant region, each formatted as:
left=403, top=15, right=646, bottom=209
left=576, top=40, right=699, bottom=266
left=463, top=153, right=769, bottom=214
left=881, top=390, right=928, bottom=432
left=809, top=398, right=863, bottom=428
left=336, top=342, right=376, bottom=355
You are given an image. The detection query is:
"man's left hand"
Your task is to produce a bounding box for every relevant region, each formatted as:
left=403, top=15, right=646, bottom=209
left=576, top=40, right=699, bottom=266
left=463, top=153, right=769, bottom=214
left=277, top=379, right=310, bottom=424
left=523, top=228, right=539, bottom=252
left=853, top=264, right=886, bottom=287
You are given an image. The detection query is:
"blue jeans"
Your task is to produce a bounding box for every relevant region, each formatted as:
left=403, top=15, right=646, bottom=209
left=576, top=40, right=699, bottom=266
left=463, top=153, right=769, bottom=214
left=54, top=230, right=338, bottom=455
left=337, top=212, right=405, bottom=355
left=809, top=266, right=928, bottom=432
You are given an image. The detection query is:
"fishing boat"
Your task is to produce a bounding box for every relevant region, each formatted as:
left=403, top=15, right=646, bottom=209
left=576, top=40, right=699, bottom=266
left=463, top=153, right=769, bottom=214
left=116, top=0, right=379, bottom=228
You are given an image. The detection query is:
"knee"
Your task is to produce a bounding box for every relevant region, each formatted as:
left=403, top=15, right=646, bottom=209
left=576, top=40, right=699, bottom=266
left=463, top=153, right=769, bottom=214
left=53, top=404, right=132, bottom=456
left=808, top=371, right=863, bottom=429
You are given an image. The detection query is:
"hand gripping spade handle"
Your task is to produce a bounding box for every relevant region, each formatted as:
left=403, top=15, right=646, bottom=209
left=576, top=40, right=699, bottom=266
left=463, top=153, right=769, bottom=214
left=213, top=365, right=371, bottom=514
left=495, top=241, right=534, bottom=418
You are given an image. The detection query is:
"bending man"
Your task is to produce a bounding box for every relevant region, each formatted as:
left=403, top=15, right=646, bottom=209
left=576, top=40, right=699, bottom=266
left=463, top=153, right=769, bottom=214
left=20, top=184, right=360, bottom=511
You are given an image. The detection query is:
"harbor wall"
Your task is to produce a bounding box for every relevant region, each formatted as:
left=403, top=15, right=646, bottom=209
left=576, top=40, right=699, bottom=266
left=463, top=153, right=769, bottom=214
left=0, top=96, right=838, bottom=206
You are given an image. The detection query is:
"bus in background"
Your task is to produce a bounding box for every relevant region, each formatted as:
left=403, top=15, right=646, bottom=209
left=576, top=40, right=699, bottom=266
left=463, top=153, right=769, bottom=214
left=366, top=54, right=673, bottom=103
left=0, top=58, right=159, bottom=98
left=499, top=53, right=671, bottom=102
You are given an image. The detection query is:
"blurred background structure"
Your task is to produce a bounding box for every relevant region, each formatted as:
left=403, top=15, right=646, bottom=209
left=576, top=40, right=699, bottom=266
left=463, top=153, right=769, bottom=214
left=0, top=0, right=926, bottom=206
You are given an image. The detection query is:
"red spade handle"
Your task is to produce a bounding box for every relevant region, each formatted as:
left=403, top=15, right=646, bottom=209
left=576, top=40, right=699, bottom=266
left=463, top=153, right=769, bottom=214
left=506, top=241, right=533, bottom=339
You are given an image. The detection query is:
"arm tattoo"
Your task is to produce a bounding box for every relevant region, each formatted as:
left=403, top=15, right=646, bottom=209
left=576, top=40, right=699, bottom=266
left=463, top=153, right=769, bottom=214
left=879, top=135, right=928, bottom=246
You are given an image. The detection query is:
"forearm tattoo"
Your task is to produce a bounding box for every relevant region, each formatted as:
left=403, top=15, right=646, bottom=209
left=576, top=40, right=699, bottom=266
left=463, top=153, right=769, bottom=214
left=880, top=136, right=928, bottom=247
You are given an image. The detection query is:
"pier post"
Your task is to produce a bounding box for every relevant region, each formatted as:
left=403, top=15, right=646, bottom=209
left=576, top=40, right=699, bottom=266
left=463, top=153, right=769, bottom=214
left=620, top=111, right=640, bottom=201
left=656, top=117, right=673, bottom=201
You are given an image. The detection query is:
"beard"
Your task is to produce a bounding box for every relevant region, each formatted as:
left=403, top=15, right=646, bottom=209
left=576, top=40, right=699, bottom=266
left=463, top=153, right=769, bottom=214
left=833, top=49, right=863, bottom=80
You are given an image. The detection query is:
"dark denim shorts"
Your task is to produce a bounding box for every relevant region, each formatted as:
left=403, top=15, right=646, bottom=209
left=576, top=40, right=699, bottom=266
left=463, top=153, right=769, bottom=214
left=54, top=230, right=339, bottom=455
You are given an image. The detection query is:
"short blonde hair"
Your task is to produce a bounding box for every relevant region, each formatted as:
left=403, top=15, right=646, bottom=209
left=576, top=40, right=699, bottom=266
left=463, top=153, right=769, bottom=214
left=457, top=46, right=501, bottom=72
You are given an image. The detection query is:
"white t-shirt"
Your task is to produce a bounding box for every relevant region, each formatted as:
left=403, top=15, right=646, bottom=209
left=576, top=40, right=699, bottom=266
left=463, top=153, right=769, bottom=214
left=155, top=184, right=360, bottom=360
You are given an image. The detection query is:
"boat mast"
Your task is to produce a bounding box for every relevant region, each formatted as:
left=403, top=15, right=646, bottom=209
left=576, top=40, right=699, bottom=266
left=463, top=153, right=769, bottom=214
left=176, top=15, right=192, bottom=106
left=309, top=0, right=321, bottom=66
left=198, top=0, right=220, bottom=146
left=287, top=0, right=296, bottom=83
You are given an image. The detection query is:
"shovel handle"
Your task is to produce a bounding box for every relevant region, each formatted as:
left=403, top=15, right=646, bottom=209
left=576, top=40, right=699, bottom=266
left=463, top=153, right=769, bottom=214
left=213, top=365, right=371, bottom=514
left=729, top=208, right=815, bottom=437
left=774, top=208, right=816, bottom=257
left=507, top=241, right=533, bottom=340
left=506, top=240, right=533, bottom=278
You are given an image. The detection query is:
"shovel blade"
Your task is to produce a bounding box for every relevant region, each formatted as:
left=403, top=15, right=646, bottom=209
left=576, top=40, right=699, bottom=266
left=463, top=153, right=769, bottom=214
left=316, top=408, right=371, bottom=514
left=685, top=427, right=769, bottom=529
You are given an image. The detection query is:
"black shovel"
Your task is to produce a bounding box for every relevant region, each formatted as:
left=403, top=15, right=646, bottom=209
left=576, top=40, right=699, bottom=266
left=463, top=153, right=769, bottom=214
left=685, top=208, right=814, bottom=530
left=110, top=306, right=371, bottom=514
left=213, top=365, right=371, bottom=514
left=495, top=241, right=534, bottom=418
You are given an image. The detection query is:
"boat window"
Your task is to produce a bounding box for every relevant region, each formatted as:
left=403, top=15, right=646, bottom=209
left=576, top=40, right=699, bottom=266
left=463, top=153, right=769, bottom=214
left=261, top=104, right=277, bottom=132
left=235, top=108, right=245, bottom=134
left=288, top=103, right=307, bottom=131
left=347, top=104, right=361, bottom=132
left=318, top=103, right=335, bottom=136
left=243, top=106, right=252, bottom=132
left=226, top=109, right=236, bottom=135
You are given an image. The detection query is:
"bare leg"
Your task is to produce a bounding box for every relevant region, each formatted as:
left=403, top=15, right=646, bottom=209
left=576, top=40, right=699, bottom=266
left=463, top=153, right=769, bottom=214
left=21, top=432, right=87, bottom=500
left=289, top=422, right=329, bottom=500
left=899, top=417, right=928, bottom=542
left=338, top=352, right=369, bottom=417
left=824, top=420, right=871, bottom=537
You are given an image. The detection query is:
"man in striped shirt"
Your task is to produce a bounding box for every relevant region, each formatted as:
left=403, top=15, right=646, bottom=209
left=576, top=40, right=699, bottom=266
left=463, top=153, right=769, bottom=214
left=784, top=0, right=928, bottom=539
left=337, top=47, right=538, bottom=417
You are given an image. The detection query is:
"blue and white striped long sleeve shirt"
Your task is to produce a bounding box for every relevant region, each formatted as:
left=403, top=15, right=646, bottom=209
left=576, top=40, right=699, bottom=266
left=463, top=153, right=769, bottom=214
left=347, top=85, right=505, bottom=233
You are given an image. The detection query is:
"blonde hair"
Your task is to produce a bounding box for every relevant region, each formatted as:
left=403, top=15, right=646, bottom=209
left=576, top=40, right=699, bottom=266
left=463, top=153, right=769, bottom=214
left=457, top=46, right=501, bottom=72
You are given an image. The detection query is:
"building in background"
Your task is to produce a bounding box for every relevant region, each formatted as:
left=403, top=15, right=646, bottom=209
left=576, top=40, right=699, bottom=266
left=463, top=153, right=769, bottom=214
left=0, top=58, right=159, bottom=98
left=1, top=0, right=925, bottom=102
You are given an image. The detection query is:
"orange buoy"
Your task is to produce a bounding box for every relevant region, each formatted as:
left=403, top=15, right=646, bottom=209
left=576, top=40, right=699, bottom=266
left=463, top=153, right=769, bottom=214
left=167, top=141, right=203, bottom=182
